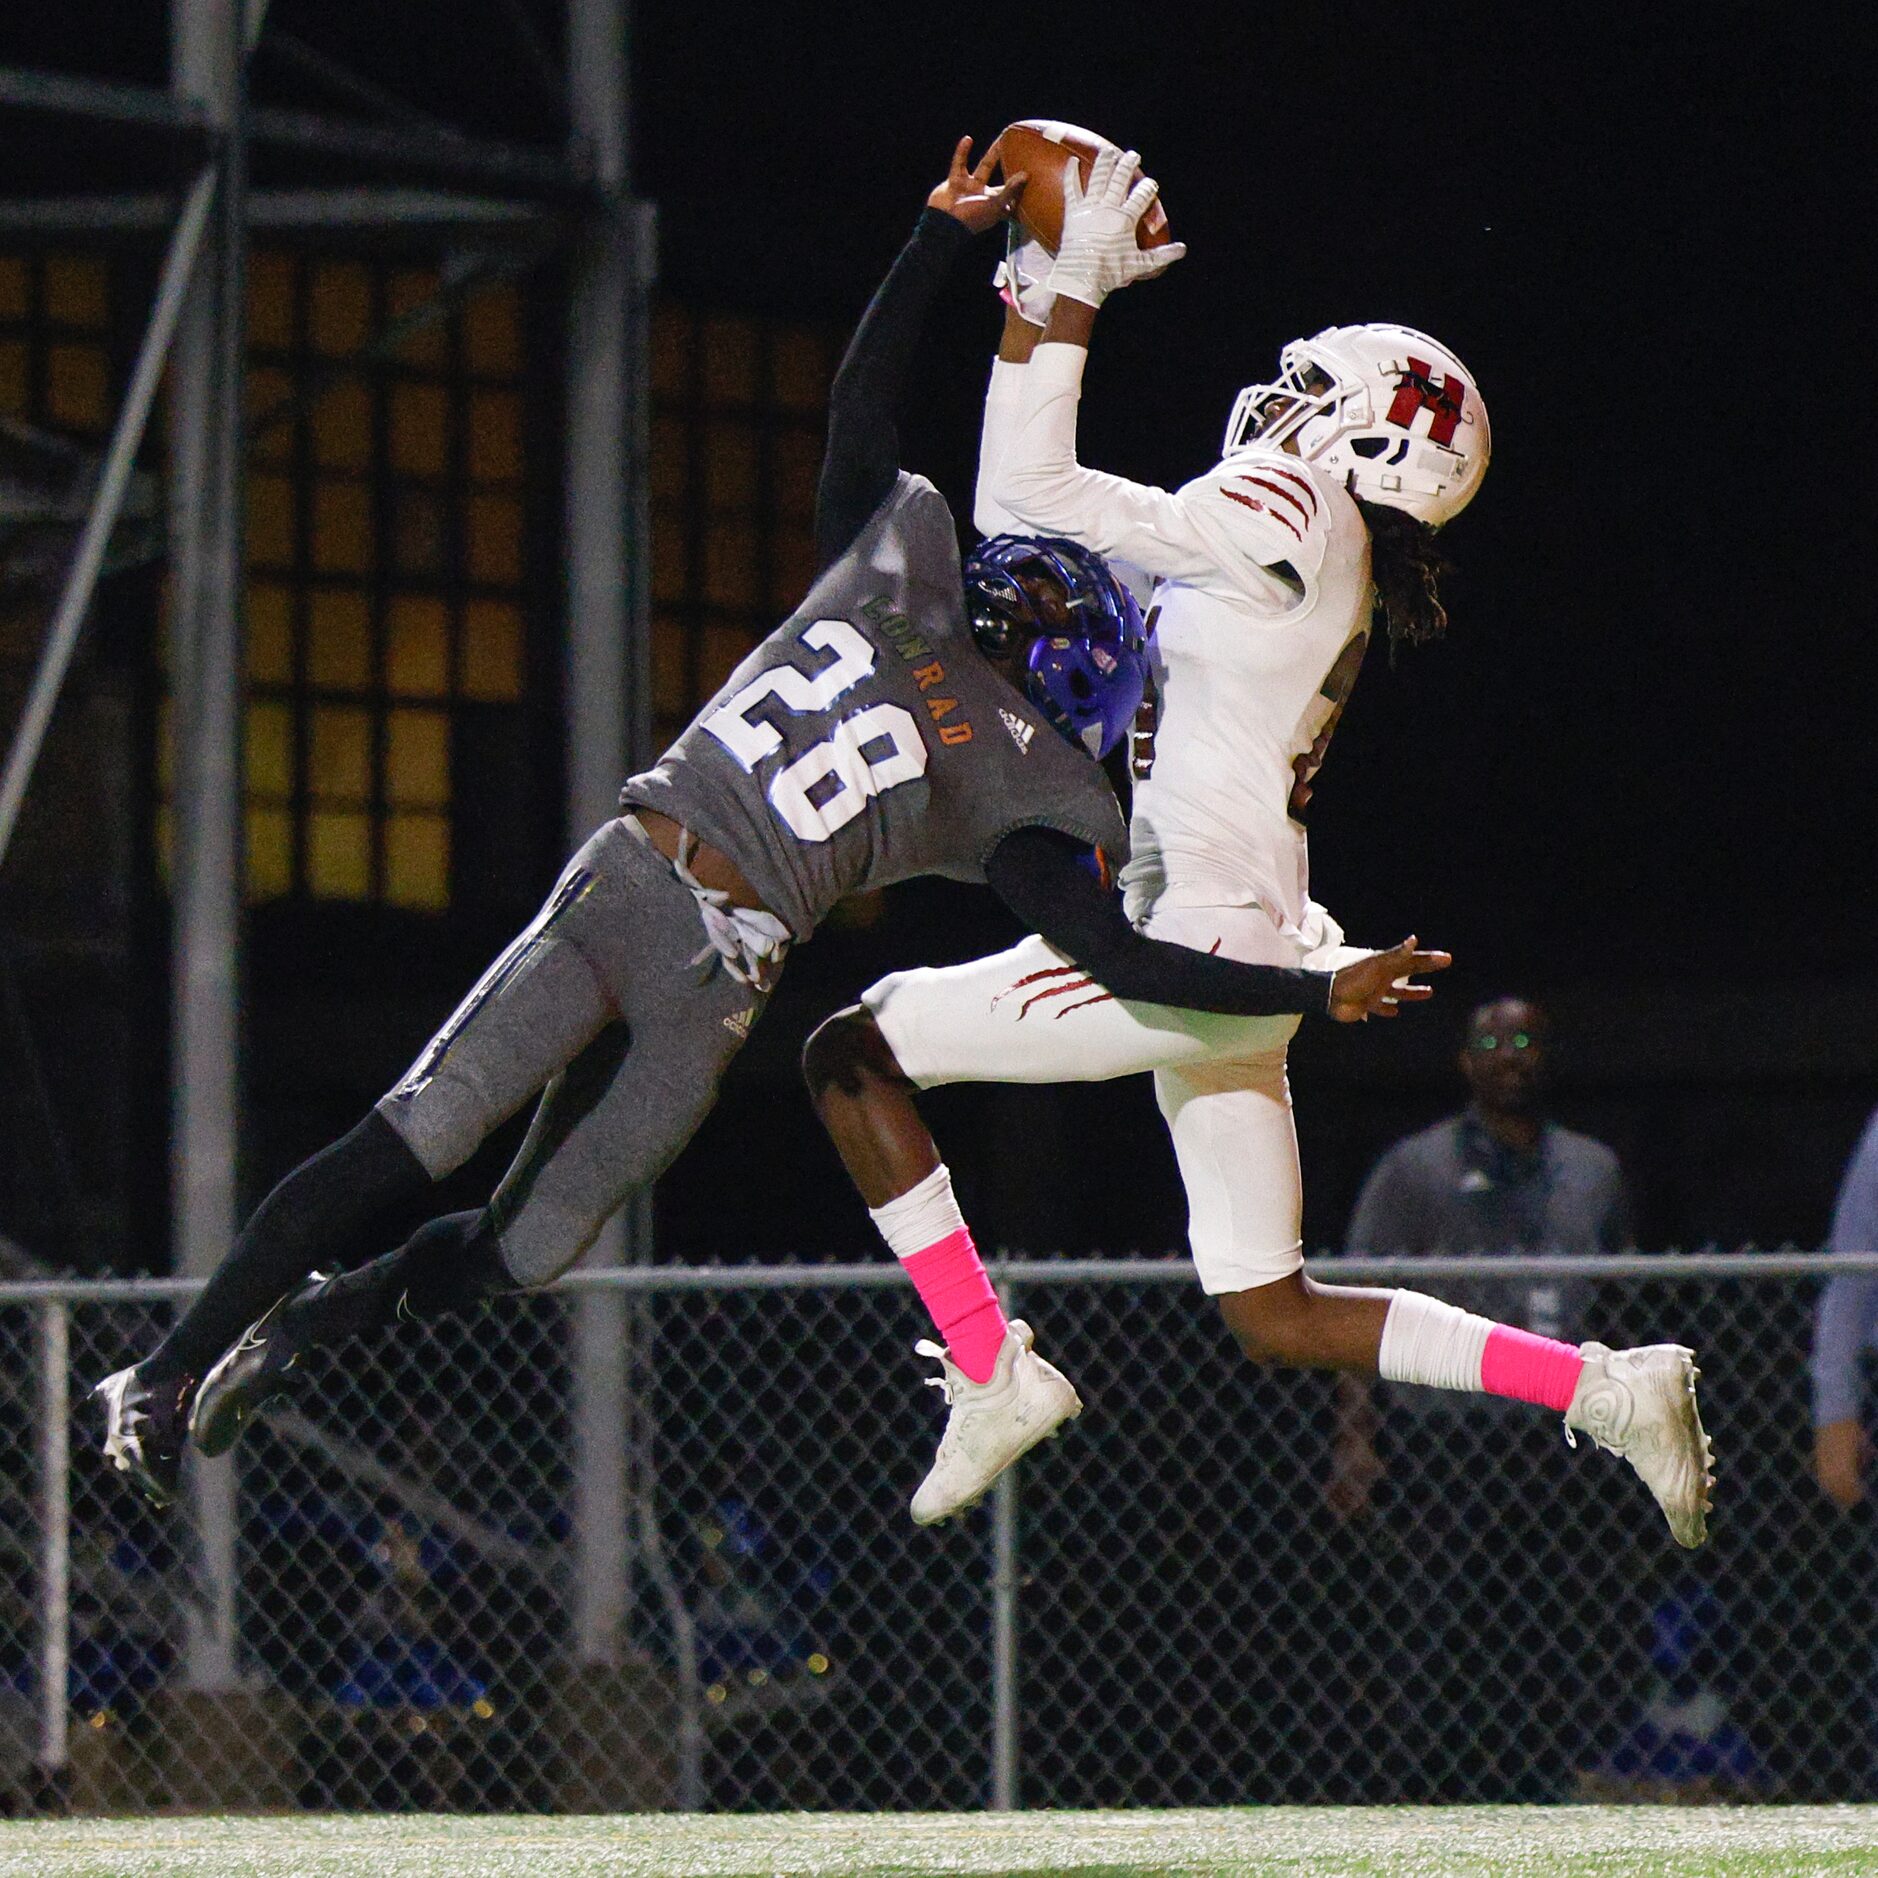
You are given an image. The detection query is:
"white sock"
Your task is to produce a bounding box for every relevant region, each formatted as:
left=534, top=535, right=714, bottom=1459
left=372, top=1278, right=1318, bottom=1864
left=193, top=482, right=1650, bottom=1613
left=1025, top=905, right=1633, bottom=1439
left=868, top=1163, right=966, bottom=1262
left=1377, top=1289, right=1495, bottom=1394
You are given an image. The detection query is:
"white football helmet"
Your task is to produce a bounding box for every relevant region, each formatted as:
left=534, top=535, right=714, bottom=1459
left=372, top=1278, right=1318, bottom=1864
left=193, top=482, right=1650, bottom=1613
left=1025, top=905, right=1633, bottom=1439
left=1222, top=323, right=1490, bottom=527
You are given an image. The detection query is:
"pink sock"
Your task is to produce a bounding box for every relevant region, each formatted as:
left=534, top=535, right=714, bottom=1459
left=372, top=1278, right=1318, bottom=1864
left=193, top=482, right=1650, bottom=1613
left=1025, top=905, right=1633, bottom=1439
left=868, top=1164, right=1009, bottom=1384
left=1480, top=1323, right=1585, bottom=1412
left=901, top=1229, right=1008, bottom=1384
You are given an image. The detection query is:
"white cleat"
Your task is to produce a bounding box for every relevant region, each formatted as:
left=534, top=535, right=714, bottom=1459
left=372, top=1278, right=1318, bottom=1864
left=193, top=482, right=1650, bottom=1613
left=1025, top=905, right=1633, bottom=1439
left=910, top=1320, right=1081, bottom=1527
left=91, top=1364, right=192, bottom=1510
left=1565, top=1341, right=1715, bottom=1548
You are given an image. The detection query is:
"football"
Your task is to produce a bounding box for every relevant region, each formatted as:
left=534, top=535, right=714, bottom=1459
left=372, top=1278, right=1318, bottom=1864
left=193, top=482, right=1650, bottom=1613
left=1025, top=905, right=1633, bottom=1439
left=993, top=120, right=1173, bottom=256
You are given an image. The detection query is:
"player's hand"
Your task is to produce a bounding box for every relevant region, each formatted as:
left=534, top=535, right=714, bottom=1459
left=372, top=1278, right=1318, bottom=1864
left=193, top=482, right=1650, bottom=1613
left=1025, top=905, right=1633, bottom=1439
left=1327, top=937, right=1452, bottom=1024
left=1047, top=146, right=1186, bottom=308
left=929, top=136, right=1027, bottom=237
left=1816, top=1417, right=1867, bottom=1510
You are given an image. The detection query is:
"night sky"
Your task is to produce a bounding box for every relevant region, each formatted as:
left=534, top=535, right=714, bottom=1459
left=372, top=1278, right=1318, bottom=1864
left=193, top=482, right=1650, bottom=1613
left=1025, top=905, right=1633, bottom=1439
left=633, top=4, right=1869, bottom=991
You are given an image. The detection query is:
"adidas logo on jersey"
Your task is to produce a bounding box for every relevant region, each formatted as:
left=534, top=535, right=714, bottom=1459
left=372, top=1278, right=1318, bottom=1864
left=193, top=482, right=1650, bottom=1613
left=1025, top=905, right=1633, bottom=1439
left=722, top=1006, right=755, bottom=1040
left=1000, top=709, right=1035, bottom=754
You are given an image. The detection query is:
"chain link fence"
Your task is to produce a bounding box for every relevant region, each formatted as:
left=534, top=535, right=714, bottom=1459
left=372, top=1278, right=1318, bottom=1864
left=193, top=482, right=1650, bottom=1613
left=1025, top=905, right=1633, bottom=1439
left=1, top=1254, right=1870, bottom=1814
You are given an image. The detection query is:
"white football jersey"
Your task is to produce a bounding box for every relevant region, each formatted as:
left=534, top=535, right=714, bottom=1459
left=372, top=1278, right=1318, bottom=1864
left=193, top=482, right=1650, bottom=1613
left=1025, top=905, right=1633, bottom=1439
left=976, top=346, right=1373, bottom=937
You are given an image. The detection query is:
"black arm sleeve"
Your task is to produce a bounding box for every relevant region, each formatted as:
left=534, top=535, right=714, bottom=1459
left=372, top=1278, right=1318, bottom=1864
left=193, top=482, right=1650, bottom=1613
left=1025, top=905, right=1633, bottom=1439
left=984, top=826, right=1334, bottom=1018
left=814, top=208, right=977, bottom=571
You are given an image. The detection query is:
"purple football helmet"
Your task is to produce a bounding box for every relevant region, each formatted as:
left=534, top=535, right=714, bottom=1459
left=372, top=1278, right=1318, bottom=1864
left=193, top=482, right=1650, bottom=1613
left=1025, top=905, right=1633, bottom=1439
left=963, top=534, right=1148, bottom=759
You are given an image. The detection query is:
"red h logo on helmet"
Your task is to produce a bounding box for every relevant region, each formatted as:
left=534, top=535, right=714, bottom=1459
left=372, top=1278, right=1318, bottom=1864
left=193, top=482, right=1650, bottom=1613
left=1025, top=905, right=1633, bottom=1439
left=1386, top=357, right=1466, bottom=448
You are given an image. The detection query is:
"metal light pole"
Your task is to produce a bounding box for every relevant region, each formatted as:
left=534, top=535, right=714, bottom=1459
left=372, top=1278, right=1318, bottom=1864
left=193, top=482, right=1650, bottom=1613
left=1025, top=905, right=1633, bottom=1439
left=168, top=0, right=248, bottom=1692
left=565, top=0, right=655, bottom=1667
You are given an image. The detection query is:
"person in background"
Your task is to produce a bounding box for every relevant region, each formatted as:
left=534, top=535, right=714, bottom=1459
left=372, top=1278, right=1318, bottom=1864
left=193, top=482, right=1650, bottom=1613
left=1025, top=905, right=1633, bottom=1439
left=1327, top=995, right=1635, bottom=1517
left=1324, top=995, right=1639, bottom=1797
left=1810, top=1106, right=1878, bottom=1509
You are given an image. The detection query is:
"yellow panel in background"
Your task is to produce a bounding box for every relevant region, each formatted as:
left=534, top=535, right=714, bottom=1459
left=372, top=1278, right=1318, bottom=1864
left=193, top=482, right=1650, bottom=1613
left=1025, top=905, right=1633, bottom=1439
left=245, top=804, right=294, bottom=903
left=388, top=268, right=445, bottom=367
left=772, top=327, right=829, bottom=413
left=0, top=339, right=28, bottom=416
left=700, top=624, right=757, bottom=700
left=464, top=287, right=522, bottom=376
left=384, top=811, right=450, bottom=911
left=702, top=315, right=756, bottom=409
left=246, top=472, right=296, bottom=569
left=704, top=522, right=757, bottom=610
left=386, top=595, right=449, bottom=697
left=467, top=491, right=524, bottom=586
left=307, top=809, right=371, bottom=899
left=152, top=804, right=173, bottom=887
left=468, top=388, right=522, bottom=483
left=0, top=256, right=28, bottom=321
left=247, top=252, right=296, bottom=352
left=245, top=699, right=295, bottom=798
left=312, top=480, right=373, bottom=575
left=310, top=260, right=371, bottom=357
left=307, top=588, right=373, bottom=691
left=390, top=381, right=448, bottom=478
left=313, top=375, right=373, bottom=472
left=44, top=255, right=108, bottom=330
left=461, top=598, right=524, bottom=701
left=308, top=703, right=372, bottom=803
left=47, top=343, right=108, bottom=429
left=386, top=707, right=450, bottom=808
left=246, top=584, right=295, bottom=686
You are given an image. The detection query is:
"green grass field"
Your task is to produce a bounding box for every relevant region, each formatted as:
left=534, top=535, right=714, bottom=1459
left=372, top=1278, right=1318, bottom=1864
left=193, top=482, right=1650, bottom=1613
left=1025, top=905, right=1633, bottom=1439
left=5, top=1809, right=1878, bottom=1877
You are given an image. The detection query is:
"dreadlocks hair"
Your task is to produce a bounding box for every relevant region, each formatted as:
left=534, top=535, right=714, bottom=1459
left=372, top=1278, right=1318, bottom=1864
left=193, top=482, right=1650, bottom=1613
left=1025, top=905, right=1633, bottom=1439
left=1356, top=496, right=1454, bottom=652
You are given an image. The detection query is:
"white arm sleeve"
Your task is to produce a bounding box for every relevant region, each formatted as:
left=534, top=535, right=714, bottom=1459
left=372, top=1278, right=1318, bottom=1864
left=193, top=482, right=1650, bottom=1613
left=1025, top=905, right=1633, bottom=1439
left=983, top=343, right=1328, bottom=603
left=973, top=358, right=1030, bottom=538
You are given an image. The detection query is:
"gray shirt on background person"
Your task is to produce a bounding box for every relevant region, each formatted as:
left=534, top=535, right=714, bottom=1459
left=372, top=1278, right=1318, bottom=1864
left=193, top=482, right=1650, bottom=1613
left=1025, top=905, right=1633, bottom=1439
left=1809, top=1108, right=1878, bottom=1430
left=1343, top=1108, right=1634, bottom=1418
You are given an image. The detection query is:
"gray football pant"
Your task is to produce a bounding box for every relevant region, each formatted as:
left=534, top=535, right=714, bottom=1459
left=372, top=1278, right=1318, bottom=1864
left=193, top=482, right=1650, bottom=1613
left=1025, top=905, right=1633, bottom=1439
left=375, top=816, right=763, bottom=1286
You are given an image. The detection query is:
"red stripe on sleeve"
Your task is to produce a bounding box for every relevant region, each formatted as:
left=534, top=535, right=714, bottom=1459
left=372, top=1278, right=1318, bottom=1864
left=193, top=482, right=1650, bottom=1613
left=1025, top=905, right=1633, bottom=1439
left=1239, top=474, right=1314, bottom=527
left=1222, top=487, right=1303, bottom=540
left=1267, top=466, right=1320, bottom=516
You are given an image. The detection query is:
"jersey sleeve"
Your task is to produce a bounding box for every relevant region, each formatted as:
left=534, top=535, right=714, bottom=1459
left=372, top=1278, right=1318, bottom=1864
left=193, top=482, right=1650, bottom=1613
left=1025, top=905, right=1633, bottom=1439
left=815, top=209, right=976, bottom=572
left=981, top=342, right=1330, bottom=605
left=972, top=358, right=1029, bottom=539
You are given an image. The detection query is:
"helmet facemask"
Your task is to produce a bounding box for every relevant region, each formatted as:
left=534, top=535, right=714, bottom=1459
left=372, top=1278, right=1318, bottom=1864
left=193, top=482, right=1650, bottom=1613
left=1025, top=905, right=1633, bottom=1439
left=1223, top=324, right=1489, bottom=528
left=963, top=535, right=1149, bottom=760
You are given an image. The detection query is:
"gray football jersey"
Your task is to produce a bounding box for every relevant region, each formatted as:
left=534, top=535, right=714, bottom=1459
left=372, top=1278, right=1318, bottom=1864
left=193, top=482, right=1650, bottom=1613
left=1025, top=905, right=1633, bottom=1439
left=621, top=473, right=1128, bottom=940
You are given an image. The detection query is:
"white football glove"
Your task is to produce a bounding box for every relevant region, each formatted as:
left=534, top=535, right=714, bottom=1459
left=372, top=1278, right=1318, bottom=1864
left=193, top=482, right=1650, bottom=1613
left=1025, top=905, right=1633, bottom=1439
left=1046, top=147, right=1186, bottom=309
left=993, top=224, right=1055, bottom=326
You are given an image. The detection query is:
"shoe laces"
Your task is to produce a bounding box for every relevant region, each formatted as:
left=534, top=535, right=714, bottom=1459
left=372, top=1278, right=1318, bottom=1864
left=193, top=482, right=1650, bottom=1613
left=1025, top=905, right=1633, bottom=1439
left=915, top=1339, right=956, bottom=1407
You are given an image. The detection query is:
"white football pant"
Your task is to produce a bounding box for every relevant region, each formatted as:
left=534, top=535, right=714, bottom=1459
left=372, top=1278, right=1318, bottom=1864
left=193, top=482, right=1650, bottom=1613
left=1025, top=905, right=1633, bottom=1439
left=864, top=899, right=1367, bottom=1295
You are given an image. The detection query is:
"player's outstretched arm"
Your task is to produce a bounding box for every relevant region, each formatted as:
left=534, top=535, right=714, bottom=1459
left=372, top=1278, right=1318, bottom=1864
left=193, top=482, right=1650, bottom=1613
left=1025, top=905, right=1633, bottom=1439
left=984, top=828, right=1449, bottom=1021
left=978, top=154, right=1303, bottom=592
left=814, top=137, right=1024, bottom=572
left=1326, top=939, right=1454, bottom=1023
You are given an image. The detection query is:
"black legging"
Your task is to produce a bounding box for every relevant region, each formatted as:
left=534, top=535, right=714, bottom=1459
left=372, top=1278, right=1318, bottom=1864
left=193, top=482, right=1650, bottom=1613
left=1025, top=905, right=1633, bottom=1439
left=146, top=1110, right=432, bottom=1382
